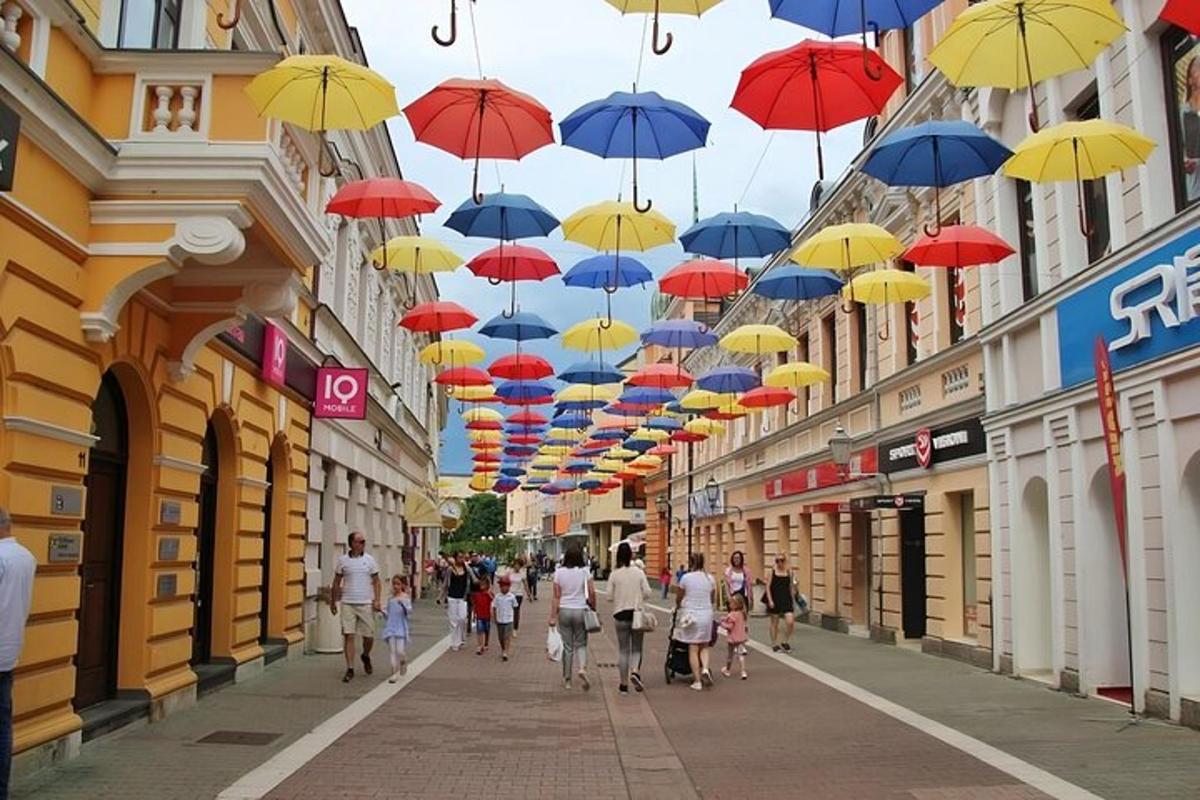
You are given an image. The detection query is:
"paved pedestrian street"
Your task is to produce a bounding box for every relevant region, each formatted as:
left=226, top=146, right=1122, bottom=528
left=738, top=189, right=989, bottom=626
left=14, top=595, right=1199, bottom=800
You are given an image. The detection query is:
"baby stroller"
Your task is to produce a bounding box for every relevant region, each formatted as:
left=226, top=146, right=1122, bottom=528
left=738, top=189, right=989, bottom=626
left=664, top=608, right=694, bottom=684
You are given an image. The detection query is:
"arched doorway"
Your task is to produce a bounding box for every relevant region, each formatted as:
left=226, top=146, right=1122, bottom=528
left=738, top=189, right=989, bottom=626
left=1014, top=477, right=1053, bottom=677
left=1177, top=452, right=1200, bottom=700
left=75, top=371, right=128, bottom=710
left=192, top=423, right=219, bottom=665
left=1080, top=469, right=1130, bottom=699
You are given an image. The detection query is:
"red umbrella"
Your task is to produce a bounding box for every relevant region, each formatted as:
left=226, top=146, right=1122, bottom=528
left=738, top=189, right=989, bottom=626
left=472, top=452, right=501, bottom=463
left=659, top=259, right=748, bottom=299
left=502, top=394, right=553, bottom=407
left=903, top=224, right=1015, bottom=269
left=490, top=352, right=553, bottom=381
left=403, top=78, right=555, bottom=203
left=470, top=441, right=501, bottom=452
left=434, top=366, right=493, bottom=387
left=1162, top=0, right=1200, bottom=34
left=466, top=419, right=503, bottom=431
left=507, top=434, right=543, bottom=446
left=467, top=245, right=560, bottom=316
left=732, top=40, right=902, bottom=180
left=739, top=386, right=796, bottom=409
left=507, top=410, right=548, bottom=426
left=671, top=431, right=707, bottom=444
left=601, top=479, right=622, bottom=490
left=647, top=444, right=678, bottom=456
left=628, top=363, right=694, bottom=389
left=399, top=301, right=477, bottom=333
left=472, top=464, right=498, bottom=473
left=325, top=178, right=440, bottom=219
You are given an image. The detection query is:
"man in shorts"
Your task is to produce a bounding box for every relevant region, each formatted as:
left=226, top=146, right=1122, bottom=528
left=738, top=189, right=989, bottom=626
left=330, top=531, right=381, bottom=682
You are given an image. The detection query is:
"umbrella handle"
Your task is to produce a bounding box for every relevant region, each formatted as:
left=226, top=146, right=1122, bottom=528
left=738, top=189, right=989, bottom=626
left=317, top=134, right=337, bottom=178
left=487, top=276, right=503, bottom=287
left=217, top=0, right=241, bottom=29
left=432, top=0, right=457, bottom=46
left=861, top=25, right=883, bottom=82
left=651, top=0, right=673, bottom=55
left=634, top=194, right=653, bottom=213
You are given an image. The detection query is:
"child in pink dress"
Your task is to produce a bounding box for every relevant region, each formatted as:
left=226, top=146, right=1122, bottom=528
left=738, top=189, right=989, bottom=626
left=719, top=594, right=749, bottom=680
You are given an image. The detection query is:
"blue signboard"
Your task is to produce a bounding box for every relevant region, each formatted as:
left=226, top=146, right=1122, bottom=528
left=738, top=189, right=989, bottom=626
left=1057, top=226, right=1200, bottom=388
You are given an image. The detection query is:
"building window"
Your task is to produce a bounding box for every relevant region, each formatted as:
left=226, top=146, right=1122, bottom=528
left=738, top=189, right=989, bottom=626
left=1015, top=179, right=1040, bottom=301
left=822, top=314, right=837, bottom=406
left=1164, top=28, right=1200, bottom=211
left=796, top=333, right=811, bottom=414
left=948, top=269, right=965, bottom=345
left=1076, top=91, right=1111, bottom=264
left=853, top=304, right=867, bottom=392
left=900, top=260, right=918, bottom=365
left=118, top=0, right=181, bottom=49
left=623, top=477, right=646, bottom=509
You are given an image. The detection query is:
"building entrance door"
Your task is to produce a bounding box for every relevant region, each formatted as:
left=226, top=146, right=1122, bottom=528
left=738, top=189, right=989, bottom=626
left=900, top=510, right=927, bottom=640
left=260, top=456, right=273, bottom=642
left=192, top=424, right=219, bottom=665
left=850, top=514, right=871, bottom=626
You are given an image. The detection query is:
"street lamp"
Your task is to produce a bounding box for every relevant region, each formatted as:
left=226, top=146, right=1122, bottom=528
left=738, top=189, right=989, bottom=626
left=703, top=476, right=720, bottom=506
left=829, top=423, right=853, bottom=473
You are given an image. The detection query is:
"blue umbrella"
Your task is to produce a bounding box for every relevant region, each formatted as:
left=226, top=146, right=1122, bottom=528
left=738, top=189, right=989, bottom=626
left=548, top=479, right=578, bottom=492
left=619, top=386, right=677, bottom=406
left=556, top=398, right=610, bottom=412
left=562, top=254, right=653, bottom=290
left=560, top=90, right=710, bottom=212
left=526, top=475, right=550, bottom=485
left=680, top=211, right=792, bottom=263
left=558, top=360, right=625, bottom=385
left=591, top=428, right=627, bottom=441
left=494, top=478, right=521, bottom=493
left=499, top=465, right=526, bottom=477
left=641, top=320, right=718, bottom=350
left=646, top=415, right=683, bottom=431
left=862, top=120, right=1013, bottom=236
left=444, top=191, right=559, bottom=241
left=697, top=366, right=760, bottom=394
left=753, top=266, right=844, bottom=301
left=504, top=445, right=538, bottom=458
left=504, top=426, right=546, bottom=437
left=479, top=311, right=558, bottom=342
left=604, top=403, right=650, bottom=418
left=624, top=438, right=657, bottom=453
left=663, top=401, right=688, bottom=415
left=496, top=380, right=557, bottom=402
left=563, top=460, right=593, bottom=474
left=551, top=413, right=593, bottom=429
left=579, top=478, right=604, bottom=491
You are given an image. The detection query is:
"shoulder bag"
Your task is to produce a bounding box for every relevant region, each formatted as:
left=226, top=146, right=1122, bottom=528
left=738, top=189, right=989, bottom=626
left=632, top=578, right=658, bottom=632
left=583, top=573, right=602, bottom=633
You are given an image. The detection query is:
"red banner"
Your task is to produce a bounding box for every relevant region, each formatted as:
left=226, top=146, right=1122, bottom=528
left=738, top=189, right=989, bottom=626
left=1094, top=336, right=1129, bottom=580
left=764, top=448, right=878, bottom=500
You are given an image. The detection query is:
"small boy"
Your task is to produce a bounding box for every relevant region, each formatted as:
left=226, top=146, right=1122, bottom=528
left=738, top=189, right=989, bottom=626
left=472, top=576, right=494, bottom=655
left=492, top=575, right=519, bottom=661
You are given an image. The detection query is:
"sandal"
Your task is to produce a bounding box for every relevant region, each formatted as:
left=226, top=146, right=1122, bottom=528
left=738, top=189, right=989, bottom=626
left=342, top=668, right=354, bottom=683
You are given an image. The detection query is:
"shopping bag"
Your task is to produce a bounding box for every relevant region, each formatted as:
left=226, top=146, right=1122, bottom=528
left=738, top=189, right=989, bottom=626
left=546, top=625, right=563, bottom=662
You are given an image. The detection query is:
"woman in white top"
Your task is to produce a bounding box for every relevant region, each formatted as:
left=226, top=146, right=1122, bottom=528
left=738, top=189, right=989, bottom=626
left=674, top=552, right=717, bottom=690
left=549, top=545, right=596, bottom=691
left=608, top=542, right=652, bottom=694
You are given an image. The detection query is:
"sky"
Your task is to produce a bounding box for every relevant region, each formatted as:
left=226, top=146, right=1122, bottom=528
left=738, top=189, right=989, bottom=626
left=344, top=0, right=865, bottom=474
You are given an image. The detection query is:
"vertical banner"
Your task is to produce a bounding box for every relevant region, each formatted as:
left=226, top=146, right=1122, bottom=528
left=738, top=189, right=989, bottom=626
left=1093, top=336, right=1129, bottom=579
left=261, top=323, right=287, bottom=388
left=314, top=367, right=369, bottom=419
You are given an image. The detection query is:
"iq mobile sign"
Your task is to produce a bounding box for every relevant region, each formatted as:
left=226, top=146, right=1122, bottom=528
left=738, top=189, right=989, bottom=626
left=261, top=323, right=288, bottom=388
left=314, top=367, right=369, bottom=419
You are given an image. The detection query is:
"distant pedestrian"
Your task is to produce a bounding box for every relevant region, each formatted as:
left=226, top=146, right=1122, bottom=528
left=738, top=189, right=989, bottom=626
left=674, top=553, right=716, bottom=691
left=492, top=576, right=519, bottom=661
left=675, top=563, right=686, bottom=585
left=660, top=565, right=672, bottom=599
left=526, top=559, right=539, bottom=601
left=383, top=575, right=412, bottom=683
left=330, top=531, right=382, bottom=683
left=441, top=552, right=470, bottom=651
left=502, top=557, right=527, bottom=632
left=719, top=594, right=749, bottom=680
left=765, top=554, right=797, bottom=653
left=549, top=545, right=595, bottom=691
left=723, top=551, right=753, bottom=612
left=609, top=543, right=651, bottom=694
left=1, top=507, right=36, bottom=800
left=473, top=576, right=494, bottom=655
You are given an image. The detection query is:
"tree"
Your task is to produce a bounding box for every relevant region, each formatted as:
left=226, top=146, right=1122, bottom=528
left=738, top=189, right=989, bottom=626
left=451, top=493, right=505, bottom=543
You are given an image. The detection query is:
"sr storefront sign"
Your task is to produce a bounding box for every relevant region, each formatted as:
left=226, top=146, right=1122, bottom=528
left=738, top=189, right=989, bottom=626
left=879, top=417, right=984, bottom=474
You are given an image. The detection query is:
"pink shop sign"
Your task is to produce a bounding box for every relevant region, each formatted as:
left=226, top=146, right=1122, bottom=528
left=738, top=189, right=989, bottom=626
left=314, top=367, right=369, bottom=419
left=261, top=323, right=288, bottom=388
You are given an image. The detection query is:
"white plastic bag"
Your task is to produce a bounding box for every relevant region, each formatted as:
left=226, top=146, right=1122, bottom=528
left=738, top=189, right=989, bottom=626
left=546, top=625, right=563, bottom=662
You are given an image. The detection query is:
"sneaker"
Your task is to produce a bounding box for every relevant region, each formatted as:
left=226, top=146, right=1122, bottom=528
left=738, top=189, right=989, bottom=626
left=618, top=684, right=629, bottom=694
left=630, top=673, right=644, bottom=693
left=720, top=667, right=731, bottom=678
left=476, top=648, right=484, bottom=655
left=342, top=668, right=354, bottom=683
left=400, top=660, right=408, bottom=676
left=361, top=655, right=373, bottom=675
left=700, top=670, right=714, bottom=687
left=578, top=671, right=591, bottom=691
left=690, top=681, right=703, bottom=691
left=563, top=679, right=572, bottom=691
left=781, top=643, right=792, bottom=652
left=772, top=645, right=782, bottom=653
left=388, top=674, right=399, bottom=684
left=502, top=654, right=509, bottom=662
left=741, top=672, right=748, bottom=680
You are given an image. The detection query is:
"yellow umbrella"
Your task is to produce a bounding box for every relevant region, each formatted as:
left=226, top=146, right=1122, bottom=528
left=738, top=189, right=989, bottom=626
left=684, top=418, right=725, bottom=436
left=540, top=445, right=573, bottom=456
left=720, top=324, right=797, bottom=356
left=630, top=427, right=670, bottom=442
left=556, top=384, right=620, bottom=403
left=596, top=459, right=625, bottom=473
left=561, top=317, right=639, bottom=353
left=468, top=429, right=503, bottom=443
left=843, top=269, right=931, bottom=342
left=629, top=455, right=663, bottom=472
left=765, top=361, right=830, bottom=388
left=1003, top=120, right=1155, bottom=237
left=371, top=236, right=462, bottom=273
left=449, top=384, right=500, bottom=403
left=605, top=0, right=723, bottom=55
left=708, top=398, right=750, bottom=419
left=561, top=201, right=676, bottom=252
left=607, top=447, right=638, bottom=460
left=791, top=223, right=904, bottom=271
left=421, top=339, right=485, bottom=367
left=928, top=0, right=1126, bottom=131
left=679, top=389, right=736, bottom=410
left=462, top=407, right=503, bottom=423
left=468, top=474, right=494, bottom=492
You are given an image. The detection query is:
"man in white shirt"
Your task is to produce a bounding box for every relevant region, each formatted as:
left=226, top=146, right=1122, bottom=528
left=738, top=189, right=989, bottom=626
left=329, top=531, right=381, bottom=683
left=0, top=506, right=36, bottom=799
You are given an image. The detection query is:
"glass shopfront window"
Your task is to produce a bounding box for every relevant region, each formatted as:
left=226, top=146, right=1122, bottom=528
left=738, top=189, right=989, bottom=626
left=1165, top=29, right=1200, bottom=211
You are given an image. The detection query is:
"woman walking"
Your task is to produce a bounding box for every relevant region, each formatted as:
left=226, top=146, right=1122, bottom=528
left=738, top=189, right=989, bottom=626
left=723, top=551, right=753, bottom=612
left=549, top=545, right=595, bottom=691
left=440, top=552, right=470, bottom=651
left=504, top=557, right=527, bottom=633
left=674, top=553, right=716, bottom=691
left=765, top=554, right=797, bottom=652
left=609, top=542, right=651, bottom=694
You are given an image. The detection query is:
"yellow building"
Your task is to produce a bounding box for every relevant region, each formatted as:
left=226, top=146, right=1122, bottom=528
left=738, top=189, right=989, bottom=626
left=0, top=0, right=397, bottom=770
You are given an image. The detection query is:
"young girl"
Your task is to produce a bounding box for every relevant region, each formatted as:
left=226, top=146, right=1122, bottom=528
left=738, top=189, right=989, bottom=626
left=719, top=593, right=749, bottom=680
left=473, top=576, right=494, bottom=655
left=383, top=575, right=413, bottom=683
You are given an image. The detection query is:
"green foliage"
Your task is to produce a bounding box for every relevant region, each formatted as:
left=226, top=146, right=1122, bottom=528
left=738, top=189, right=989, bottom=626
left=449, top=493, right=505, bottom=544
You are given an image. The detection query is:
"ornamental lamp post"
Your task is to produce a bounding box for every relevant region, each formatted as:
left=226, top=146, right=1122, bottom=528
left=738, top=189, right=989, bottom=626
left=829, top=423, right=853, bottom=477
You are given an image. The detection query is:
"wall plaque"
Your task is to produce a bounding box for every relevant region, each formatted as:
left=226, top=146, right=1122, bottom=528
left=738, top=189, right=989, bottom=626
left=158, top=537, right=180, bottom=562
left=160, top=500, right=182, bottom=525
left=47, top=534, right=81, bottom=564
left=50, top=486, right=83, bottom=516
left=156, top=574, right=177, bottom=598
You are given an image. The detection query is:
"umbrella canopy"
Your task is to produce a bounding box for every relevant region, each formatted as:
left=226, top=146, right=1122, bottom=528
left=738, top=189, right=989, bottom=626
left=499, top=465, right=527, bottom=477
left=450, top=385, right=502, bottom=403
left=419, top=339, right=485, bottom=366
left=507, top=434, right=543, bottom=446
left=472, top=452, right=501, bottom=464
left=561, top=318, right=639, bottom=352
left=739, top=385, right=796, bottom=409
left=765, top=361, right=831, bottom=388
left=478, top=311, right=558, bottom=341
left=371, top=235, right=463, bottom=273
left=464, top=407, right=504, bottom=424
left=470, top=441, right=502, bottom=452
left=508, top=410, right=549, bottom=426
left=645, top=415, right=683, bottom=431
left=434, top=366, right=493, bottom=387
left=628, top=364, right=694, bottom=389
left=563, top=460, right=594, bottom=474
left=791, top=223, right=904, bottom=270
left=561, top=201, right=677, bottom=252
left=466, top=420, right=502, bottom=431
left=753, top=265, right=843, bottom=300
left=928, top=0, right=1127, bottom=130
left=551, top=413, right=594, bottom=429
left=697, top=366, right=760, bottom=394
left=558, top=360, right=626, bottom=385
left=444, top=191, right=559, bottom=240
left=732, top=40, right=902, bottom=179
left=619, top=386, right=677, bottom=407
left=246, top=55, right=398, bottom=134
left=770, top=0, right=939, bottom=36
left=326, top=178, right=440, bottom=219
left=844, top=269, right=932, bottom=341
left=684, top=418, right=726, bottom=436
left=592, top=428, right=630, bottom=441
left=679, top=210, right=792, bottom=261
left=403, top=78, right=555, bottom=202
left=466, top=244, right=560, bottom=314
left=504, top=445, right=539, bottom=457
left=562, top=255, right=653, bottom=290
left=468, top=429, right=503, bottom=442
left=493, top=478, right=521, bottom=493
left=679, top=389, right=736, bottom=410
left=630, top=427, right=670, bottom=443
left=556, top=383, right=621, bottom=404
left=490, top=353, right=554, bottom=381
left=720, top=324, right=797, bottom=355
left=560, top=90, right=710, bottom=211
left=640, top=319, right=718, bottom=349
left=1161, top=0, right=1200, bottom=35
left=604, top=0, right=724, bottom=54
left=903, top=225, right=1015, bottom=269
left=399, top=301, right=477, bottom=333
left=496, top=380, right=558, bottom=402
left=659, top=259, right=748, bottom=298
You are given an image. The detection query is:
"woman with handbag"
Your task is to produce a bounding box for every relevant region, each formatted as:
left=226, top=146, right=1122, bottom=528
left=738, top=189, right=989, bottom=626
left=609, top=542, right=653, bottom=694
left=549, top=545, right=596, bottom=691
left=723, top=551, right=753, bottom=612
left=764, top=554, right=797, bottom=653
left=674, top=552, right=717, bottom=691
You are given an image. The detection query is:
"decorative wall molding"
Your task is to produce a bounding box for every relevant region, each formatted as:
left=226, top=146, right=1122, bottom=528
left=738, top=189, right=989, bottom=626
left=154, top=454, right=208, bottom=475
left=3, top=416, right=98, bottom=447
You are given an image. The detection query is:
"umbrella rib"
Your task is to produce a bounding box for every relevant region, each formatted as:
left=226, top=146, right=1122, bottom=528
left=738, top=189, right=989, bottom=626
left=1025, top=8, right=1092, bottom=71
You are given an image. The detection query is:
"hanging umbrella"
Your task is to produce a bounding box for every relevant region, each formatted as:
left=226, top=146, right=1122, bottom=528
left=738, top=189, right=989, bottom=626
left=592, top=427, right=631, bottom=442
left=494, top=478, right=521, bottom=494
left=496, top=380, right=558, bottom=402
left=562, top=255, right=653, bottom=289
left=732, top=40, right=902, bottom=179
left=1003, top=120, right=1155, bottom=236
left=508, top=409, right=549, bottom=425
left=433, top=366, right=493, bottom=387
left=403, top=78, right=555, bottom=203
left=753, top=266, right=843, bottom=301
left=399, top=301, right=477, bottom=333
left=684, top=418, right=726, bottom=436
left=739, top=385, right=796, bottom=409
left=489, top=353, right=554, bottom=381
left=466, top=418, right=502, bottom=431
left=679, top=389, right=736, bottom=410
left=640, top=319, right=718, bottom=349
left=507, top=434, right=544, bottom=446
left=499, top=464, right=527, bottom=477
left=720, top=324, right=798, bottom=356
left=466, top=244, right=560, bottom=317
left=672, top=430, right=707, bottom=443
left=928, top=0, right=1127, bottom=131
left=560, top=90, right=710, bottom=211
left=659, top=259, right=748, bottom=299
left=468, top=428, right=503, bottom=441
left=371, top=237, right=463, bottom=304
left=630, top=427, right=670, bottom=443
left=619, top=386, right=677, bottom=407
left=419, top=339, right=485, bottom=367
left=551, top=413, right=594, bottom=429
left=765, top=361, right=831, bottom=388
left=450, top=385, right=503, bottom=403
left=478, top=311, right=558, bottom=342
left=1161, top=0, right=1200, bottom=34
left=903, top=225, right=1015, bottom=269
left=246, top=55, right=398, bottom=175
left=769, top=0, right=941, bottom=80
left=556, top=383, right=621, bottom=409
left=473, top=451, right=502, bottom=463
left=445, top=191, right=560, bottom=240
left=645, top=415, right=683, bottom=431
left=843, top=268, right=932, bottom=340
left=561, top=318, right=639, bottom=353
left=704, top=398, right=750, bottom=420
left=604, top=0, right=723, bottom=55
left=464, top=407, right=504, bottom=424
left=862, top=120, right=1013, bottom=236
left=679, top=210, right=792, bottom=266
left=558, top=360, right=626, bottom=385
left=326, top=178, right=441, bottom=271
left=504, top=445, right=539, bottom=457
left=628, top=363, right=694, bottom=389
left=792, top=223, right=905, bottom=310
left=697, top=366, right=760, bottom=394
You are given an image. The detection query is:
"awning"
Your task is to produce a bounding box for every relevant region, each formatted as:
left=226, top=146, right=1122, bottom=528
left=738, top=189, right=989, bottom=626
left=404, top=492, right=442, bottom=528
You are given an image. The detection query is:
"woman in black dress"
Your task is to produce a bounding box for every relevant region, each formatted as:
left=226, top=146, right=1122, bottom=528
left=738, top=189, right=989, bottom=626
left=764, top=554, right=796, bottom=652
